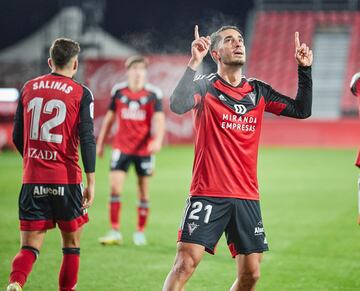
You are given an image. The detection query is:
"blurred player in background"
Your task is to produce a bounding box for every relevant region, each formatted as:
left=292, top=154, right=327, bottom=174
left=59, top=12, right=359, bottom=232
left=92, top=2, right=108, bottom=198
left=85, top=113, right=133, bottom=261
left=350, top=72, right=360, bottom=224
left=163, top=25, right=313, bottom=291
left=7, top=38, right=96, bottom=291
left=97, top=56, right=165, bottom=246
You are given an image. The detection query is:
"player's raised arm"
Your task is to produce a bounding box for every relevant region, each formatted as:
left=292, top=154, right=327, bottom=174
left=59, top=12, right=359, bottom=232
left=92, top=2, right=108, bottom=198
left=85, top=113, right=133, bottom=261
left=263, top=32, right=312, bottom=119
left=170, top=25, right=210, bottom=114
left=294, top=31, right=313, bottom=67
left=188, top=25, right=211, bottom=70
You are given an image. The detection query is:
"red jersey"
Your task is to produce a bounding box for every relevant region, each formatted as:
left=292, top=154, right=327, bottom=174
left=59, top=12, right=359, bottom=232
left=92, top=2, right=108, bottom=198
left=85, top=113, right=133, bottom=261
left=109, top=82, right=163, bottom=156
left=350, top=72, right=360, bottom=168
left=18, top=73, right=95, bottom=184
left=170, top=67, right=312, bottom=200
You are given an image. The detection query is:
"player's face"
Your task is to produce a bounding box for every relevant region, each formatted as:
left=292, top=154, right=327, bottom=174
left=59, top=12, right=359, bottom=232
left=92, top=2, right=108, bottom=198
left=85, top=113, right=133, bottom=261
left=127, top=62, right=147, bottom=85
left=217, top=29, right=246, bottom=66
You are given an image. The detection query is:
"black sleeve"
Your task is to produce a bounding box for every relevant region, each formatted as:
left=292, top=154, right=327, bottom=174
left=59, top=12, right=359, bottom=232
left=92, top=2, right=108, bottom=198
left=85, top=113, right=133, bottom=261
left=169, top=67, right=202, bottom=114
left=109, top=95, right=116, bottom=111
left=154, top=95, right=163, bottom=112
left=12, top=95, right=24, bottom=156
left=264, top=66, right=312, bottom=119
left=79, top=86, right=96, bottom=173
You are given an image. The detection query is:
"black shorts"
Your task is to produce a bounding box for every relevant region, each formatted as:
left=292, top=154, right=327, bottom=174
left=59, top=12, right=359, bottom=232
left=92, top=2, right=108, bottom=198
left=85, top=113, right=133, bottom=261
left=178, top=196, right=269, bottom=257
left=110, top=149, right=154, bottom=176
left=19, top=184, right=88, bottom=232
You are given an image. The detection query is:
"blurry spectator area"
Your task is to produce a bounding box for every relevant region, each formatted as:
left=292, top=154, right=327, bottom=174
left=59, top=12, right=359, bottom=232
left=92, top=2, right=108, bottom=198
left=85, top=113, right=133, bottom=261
left=0, top=5, right=135, bottom=87
left=244, top=1, right=360, bottom=148
left=247, top=9, right=360, bottom=118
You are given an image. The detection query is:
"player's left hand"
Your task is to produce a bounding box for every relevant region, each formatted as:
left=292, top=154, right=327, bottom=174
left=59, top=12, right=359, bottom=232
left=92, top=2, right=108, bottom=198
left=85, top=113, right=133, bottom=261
left=294, top=32, right=313, bottom=67
left=148, top=140, right=162, bottom=154
left=82, top=184, right=95, bottom=209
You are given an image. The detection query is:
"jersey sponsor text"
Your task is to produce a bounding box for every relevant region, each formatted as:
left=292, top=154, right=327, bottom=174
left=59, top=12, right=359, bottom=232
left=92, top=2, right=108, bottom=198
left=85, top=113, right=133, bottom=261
left=33, top=185, right=65, bottom=197
left=221, top=113, right=257, bottom=132
left=28, top=147, right=58, bottom=161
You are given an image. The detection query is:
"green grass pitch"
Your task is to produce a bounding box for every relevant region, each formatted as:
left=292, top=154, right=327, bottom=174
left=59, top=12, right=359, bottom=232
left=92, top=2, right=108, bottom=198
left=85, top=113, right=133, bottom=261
left=0, top=146, right=359, bottom=290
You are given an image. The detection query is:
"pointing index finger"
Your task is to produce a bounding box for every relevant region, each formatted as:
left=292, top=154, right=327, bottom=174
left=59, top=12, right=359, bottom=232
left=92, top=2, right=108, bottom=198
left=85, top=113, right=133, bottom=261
left=295, top=31, right=300, bottom=49
left=194, top=25, right=200, bottom=40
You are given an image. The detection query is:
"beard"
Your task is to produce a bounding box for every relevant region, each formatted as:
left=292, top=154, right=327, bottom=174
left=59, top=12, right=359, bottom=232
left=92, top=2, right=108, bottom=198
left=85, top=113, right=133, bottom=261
left=222, top=58, right=245, bottom=67
left=221, top=53, right=246, bottom=67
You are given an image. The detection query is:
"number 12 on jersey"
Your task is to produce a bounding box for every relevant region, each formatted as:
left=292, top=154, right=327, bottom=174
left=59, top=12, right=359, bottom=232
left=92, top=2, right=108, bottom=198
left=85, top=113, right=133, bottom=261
left=27, top=97, right=66, bottom=144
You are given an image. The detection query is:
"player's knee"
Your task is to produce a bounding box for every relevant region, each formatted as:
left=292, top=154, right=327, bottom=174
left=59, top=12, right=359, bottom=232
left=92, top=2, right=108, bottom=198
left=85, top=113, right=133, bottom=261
left=173, top=252, right=199, bottom=279
left=110, top=183, right=121, bottom=195
left=238, top=269, right=260, bottom=285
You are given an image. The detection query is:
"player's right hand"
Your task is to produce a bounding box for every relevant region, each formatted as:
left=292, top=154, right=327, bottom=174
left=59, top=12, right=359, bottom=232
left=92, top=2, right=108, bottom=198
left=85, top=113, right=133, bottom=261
left=188, top=25, right=211, bottom=70
left=82, top=184, right=95, bottom=209
left=96, top=143, right=104, bottom=158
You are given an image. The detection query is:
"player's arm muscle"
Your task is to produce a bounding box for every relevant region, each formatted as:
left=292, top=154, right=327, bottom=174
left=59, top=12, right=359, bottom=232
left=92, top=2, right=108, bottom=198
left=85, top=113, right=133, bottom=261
left=12, top=97, right=24, bottom=156
left=97, top=110, right=115, bottom=146
left=170, top=67, right=200, bottom=114
left=79, top=88, right=96, bottom=173
left=153, top=112, right=165, bottom=144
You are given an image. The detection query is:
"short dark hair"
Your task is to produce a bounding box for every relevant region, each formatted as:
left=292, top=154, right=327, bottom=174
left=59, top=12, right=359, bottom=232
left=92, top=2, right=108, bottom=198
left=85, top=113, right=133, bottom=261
left=210, top=25, right=243, bottom=62
left=49, top=38, right=80, bottom=68
left=125, top=55, right=148, bottom=69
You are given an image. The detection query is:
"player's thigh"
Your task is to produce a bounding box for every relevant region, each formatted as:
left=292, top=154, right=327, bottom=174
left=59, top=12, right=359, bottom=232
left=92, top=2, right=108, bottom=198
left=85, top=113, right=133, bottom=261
left=178, top=196, right=232, bottom=254
left=51, top=184, right=89, bottom=233
left=18, top=184, right=56, bottom=231
left=134, top=155, right=155, bottom=177
left=60, top=226, right=83, bottom=248
left=110, top=149, right=132, bottom=173
left=21, top=230, right=47, bottom=250
left=225, top=199, right=268, bottom=257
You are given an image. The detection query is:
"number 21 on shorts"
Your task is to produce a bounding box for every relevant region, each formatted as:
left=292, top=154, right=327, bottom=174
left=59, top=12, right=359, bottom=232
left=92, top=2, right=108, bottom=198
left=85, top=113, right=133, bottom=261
left=188, top=201, right=213, bottom=223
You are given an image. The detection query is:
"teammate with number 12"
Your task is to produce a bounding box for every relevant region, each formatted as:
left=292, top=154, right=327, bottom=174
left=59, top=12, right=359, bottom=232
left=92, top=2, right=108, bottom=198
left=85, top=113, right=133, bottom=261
left=7, top=38, right=96, bottom=291
left=163, top=25, right=313, bottom=290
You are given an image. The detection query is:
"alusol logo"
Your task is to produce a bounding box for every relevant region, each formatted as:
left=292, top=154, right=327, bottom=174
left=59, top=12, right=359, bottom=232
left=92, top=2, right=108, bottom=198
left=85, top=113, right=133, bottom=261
left=234, top=104, right=247, bottom=115
left=33, top=186, right=65, bottom=197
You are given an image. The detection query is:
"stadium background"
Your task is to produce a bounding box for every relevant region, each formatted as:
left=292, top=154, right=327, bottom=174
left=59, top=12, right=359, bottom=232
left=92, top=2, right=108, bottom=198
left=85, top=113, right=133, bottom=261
left=0, top=0, right=359, bottom=290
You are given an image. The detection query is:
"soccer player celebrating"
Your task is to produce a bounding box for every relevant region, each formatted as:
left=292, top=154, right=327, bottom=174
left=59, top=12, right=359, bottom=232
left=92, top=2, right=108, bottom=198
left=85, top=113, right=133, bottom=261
left=350, top=72, right=360, bottom=224
left=97, top=56, right=165, bottom=246
left=162, top=25, right=313, bottom=291
left=7, top=38, right=96, bottom=291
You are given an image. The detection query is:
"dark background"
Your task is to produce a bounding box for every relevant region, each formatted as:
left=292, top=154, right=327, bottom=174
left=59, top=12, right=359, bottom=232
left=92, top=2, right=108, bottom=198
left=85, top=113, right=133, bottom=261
left=0, top=0, right=254, bottom=53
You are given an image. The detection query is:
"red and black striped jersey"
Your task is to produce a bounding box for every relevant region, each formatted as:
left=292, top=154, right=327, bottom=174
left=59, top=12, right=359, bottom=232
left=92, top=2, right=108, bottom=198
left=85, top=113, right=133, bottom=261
left=109, top=82, right=163, bottom=156
left=170, top=66, right=312, bottom=200
left=13, top=73, right=96, bottom=184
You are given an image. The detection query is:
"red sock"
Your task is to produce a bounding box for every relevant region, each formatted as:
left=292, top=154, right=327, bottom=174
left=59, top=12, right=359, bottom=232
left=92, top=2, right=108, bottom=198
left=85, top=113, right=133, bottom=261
left=137, top=200, right=149, bottom=232
left=59, top=248, right=80, bottom=291
left=9, top=246, right=39, bottom=287
left=110, top=194, right=121, bottom=230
